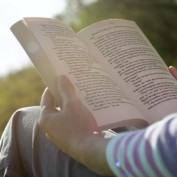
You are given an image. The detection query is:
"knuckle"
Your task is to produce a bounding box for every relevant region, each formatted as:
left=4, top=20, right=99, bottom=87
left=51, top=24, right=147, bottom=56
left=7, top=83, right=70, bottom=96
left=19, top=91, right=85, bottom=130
left=38, top=106, right=51, bottom=129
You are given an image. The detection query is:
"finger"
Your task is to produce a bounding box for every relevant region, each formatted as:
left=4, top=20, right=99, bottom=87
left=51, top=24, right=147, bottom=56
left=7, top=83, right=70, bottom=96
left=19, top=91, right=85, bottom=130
left=169, top=66, right=177, bottom=80
left=57, top=75, right=76, bottom=103
left=38, top=106, right=58, bottom=132
left=39, top=88, right=58, bottom=131
left=40, top=88, right=55, bottom=107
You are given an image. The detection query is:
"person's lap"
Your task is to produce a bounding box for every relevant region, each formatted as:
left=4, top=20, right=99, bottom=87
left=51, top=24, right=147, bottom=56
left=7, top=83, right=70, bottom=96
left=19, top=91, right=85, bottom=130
left=0, top=106, right=107, bottom=177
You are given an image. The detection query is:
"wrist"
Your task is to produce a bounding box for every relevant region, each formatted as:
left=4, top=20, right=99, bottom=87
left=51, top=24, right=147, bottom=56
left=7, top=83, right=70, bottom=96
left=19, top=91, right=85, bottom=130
left=75, top=134, right=114, bottom=176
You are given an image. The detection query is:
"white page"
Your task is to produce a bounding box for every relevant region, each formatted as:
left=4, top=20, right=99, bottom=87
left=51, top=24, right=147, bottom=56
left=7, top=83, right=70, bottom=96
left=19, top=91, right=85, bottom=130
left=78, top=19, right=177, bottom=123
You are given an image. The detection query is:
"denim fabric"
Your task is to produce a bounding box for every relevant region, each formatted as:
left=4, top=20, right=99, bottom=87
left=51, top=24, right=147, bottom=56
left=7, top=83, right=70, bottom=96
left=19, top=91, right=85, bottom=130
left=0, top=106, right=107, bottom=177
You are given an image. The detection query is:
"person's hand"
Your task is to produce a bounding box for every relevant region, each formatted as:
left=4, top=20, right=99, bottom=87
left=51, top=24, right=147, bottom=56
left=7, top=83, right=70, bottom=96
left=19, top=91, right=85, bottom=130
left=39, top=75, right=99, bottom=154
left=38, top=75, right=113, bottom=176
left=169, top=66, right=177, bottom=80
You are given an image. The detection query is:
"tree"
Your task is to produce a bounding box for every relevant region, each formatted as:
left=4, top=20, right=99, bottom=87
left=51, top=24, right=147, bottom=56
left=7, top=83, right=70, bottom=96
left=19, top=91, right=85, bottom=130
left=56, top=0, right=177, bottom=66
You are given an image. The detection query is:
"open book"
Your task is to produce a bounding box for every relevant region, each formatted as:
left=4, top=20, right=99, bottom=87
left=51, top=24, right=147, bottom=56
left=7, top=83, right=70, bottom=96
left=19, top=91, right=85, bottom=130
left=11, top=17, right=177, bottom=130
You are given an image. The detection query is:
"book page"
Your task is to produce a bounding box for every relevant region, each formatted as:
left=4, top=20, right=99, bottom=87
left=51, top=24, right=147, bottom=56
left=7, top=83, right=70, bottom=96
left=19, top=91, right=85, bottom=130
left=78, top=19, right=177, bottom=123
left=11, top=18, right=146, bottom=129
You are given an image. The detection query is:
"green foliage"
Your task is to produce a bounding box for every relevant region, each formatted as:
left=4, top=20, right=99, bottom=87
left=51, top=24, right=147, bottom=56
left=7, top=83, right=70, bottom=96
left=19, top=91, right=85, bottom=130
left=0, top=67, right=45, bottom=136
left=1, top=0, right=177, bottom=136
left=57, top=0, right=177, bottom=67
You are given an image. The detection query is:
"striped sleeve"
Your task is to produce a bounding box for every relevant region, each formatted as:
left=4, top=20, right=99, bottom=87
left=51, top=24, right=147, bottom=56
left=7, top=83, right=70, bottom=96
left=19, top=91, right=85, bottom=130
left=106, top=113, right=177, bottom=177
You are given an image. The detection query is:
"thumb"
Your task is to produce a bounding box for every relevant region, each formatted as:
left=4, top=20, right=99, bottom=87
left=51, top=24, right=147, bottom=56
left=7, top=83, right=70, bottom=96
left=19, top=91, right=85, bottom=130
left=169, top=66, right=177, bottom=80
left=57, top=75, right=76, bottom=104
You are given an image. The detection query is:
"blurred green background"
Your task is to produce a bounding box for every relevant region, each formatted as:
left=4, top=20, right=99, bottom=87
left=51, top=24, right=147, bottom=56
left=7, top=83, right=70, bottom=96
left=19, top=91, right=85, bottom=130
left=0, top=0, right=177, bottom=136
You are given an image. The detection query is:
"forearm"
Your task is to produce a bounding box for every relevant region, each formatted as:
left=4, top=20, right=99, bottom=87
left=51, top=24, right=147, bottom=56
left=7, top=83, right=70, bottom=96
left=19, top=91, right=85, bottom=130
left=106, top=114, right=177, bottom=177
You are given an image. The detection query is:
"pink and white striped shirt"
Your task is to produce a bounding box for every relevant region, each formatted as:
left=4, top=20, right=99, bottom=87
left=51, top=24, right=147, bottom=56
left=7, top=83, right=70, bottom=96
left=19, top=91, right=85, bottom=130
left=106, top=113, right=177, bottom=177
